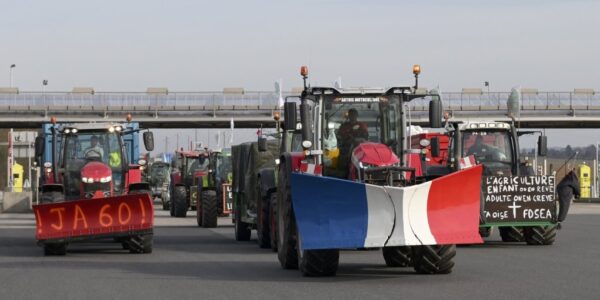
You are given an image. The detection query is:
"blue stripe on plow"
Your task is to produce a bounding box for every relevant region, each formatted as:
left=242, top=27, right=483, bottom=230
left=290, top=173, right=369, bottom=250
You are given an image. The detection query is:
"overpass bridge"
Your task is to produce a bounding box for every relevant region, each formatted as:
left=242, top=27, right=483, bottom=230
left=0, top=89, right=599, bottom=128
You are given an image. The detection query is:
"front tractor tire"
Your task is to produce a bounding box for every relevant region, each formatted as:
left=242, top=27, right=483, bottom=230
left=269, top=192, right=278, bottom=252
left=127, top=234, right=153, bottom=254
left=234, top=197, right=251, bottom=241
left=43, top=242, right=67, bottom=256
left=172, top=186, right=188, bottom=218
left=499, top=226, right=524, bottom=242
left=201, top=190, right=218, bottom=228
left=523, top=226, right=557, bottom=245
left=277, top=164, right=298, bottom=269
left=382, top=246, right=413, bottom=267
left=298, top=247, right=340, bottom=277
left=412, top=245, right=456, bottom=274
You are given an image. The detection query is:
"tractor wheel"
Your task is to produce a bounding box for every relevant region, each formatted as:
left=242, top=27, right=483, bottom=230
left=196, top=192, right=203, bottom=227
left=412, top=245, right=456, bottom=274
left=128, top=234, right=153, bottom=254
left=234, top=197, right=251, bottom=241
left=277, top=165, right=298, bottom=269
left=479, top=227, right=492, bottom=238
left=201, top=190, right=218, bottom=228
left=382, top=246, right=413, bottom=267
left=43, top=242, right=67, bottom=256
left=523, top=226, right=557, bottom=245
left=269, top=192, right=278, bottom=252
left=298, top=245, right=340, bottom=277
left=172, top=186, right=188, bottom=218
left=169, top=190, right=175, bottom=217
left=499, top=226, right=524, bottom=242
left=40, top=191, right=64, bottom=204
left=256, top=191, right=272, bottom=249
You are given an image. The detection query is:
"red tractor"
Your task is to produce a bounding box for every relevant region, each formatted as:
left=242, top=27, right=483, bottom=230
left=33, top=122, right=155, bottom=256
left=274, top=66, right=484, bottom=276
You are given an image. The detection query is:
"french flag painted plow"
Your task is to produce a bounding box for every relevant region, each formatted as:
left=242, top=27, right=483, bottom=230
left=290, top=165, right=483, bottom=250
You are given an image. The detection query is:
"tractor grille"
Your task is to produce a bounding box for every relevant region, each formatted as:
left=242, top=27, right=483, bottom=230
left=83, top=182, right=111, bottom=198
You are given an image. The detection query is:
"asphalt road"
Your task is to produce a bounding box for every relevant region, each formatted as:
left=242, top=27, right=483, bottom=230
left=1, top=203, right=599, bottom=300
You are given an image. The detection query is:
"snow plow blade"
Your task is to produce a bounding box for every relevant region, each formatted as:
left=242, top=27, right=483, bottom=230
left=290, top=165, right=483, bottom=250
left=33, top=194, right=154, bottom=242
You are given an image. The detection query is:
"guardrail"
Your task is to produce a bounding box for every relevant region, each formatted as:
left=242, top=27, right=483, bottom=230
left=0, top=91, right=598, bottom=111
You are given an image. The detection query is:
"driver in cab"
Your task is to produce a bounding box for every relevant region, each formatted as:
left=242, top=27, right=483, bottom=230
left=337, top=108, right=368, bottom=149
left=84, top=135, right=104, bottom=160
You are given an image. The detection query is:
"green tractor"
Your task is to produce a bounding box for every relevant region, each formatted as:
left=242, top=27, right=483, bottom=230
left=195, top=149, right=233, bottom=228
left=148, top=161, right=171, bottom=210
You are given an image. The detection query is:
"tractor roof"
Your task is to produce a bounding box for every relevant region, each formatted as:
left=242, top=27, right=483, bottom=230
left=176, top=150, right=209, bottom=157
left=59, top=123, right=129, bottom=132
left=307, top=86, right=414, bottom=96
left=459, top=121, right=512, bottom=131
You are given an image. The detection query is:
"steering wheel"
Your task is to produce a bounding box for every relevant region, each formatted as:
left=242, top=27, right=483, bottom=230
left=85, top=149, right=102, bottom=160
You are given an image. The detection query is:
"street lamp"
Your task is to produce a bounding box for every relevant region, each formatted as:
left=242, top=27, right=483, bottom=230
left=9, top=64, right=16, bottom=87
left=484, top=81, right=492, bottom=108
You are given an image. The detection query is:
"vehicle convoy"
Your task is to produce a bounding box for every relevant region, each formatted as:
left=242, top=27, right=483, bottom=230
left=32, top=120, right=155, bottom=255
left=147, top=161, right=171, bottom=210
left=272, top=66, right=484, bottom=277
left=417, top=121, right=561, bottom=245
left=170, top=148, right=232, bottom=227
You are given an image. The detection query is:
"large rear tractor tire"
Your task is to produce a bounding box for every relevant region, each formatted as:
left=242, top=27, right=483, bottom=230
left=382, top=246, right=413, bottom=267
left=43, top=242, right=67, bottom=256
left=412, top=245, right=456, bottom=274
left=172, top=186, right=188, bottom=218
left=499, top=226, right=524, bottom=242
left=256, top=191, right=272, bottom=249
left=523, top=226, right=557, bottom=245
left=128, top=234, right=153, bottom=254
left=201, top=190, right=218, bottom=228
left=277, top=165, right=298, bottom=269
left=269, top=192, right=278, bottom=252
left=234, top=198, right=251, bottom=241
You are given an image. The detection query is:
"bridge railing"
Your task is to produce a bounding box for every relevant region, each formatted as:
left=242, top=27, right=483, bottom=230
left=0, top=91, right=598, bottom=111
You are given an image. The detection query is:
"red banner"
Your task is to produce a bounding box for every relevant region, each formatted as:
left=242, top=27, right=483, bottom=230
left=33, top=194, right=154, bottom=241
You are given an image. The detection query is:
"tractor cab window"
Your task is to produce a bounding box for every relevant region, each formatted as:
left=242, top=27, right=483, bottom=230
left=322, top=97, right=393, bottom=178
left=187, top=155, right=210, bottom=176
left=463, top=131, right=513, bottom=165
left=215, top=154, right=232, bottom=181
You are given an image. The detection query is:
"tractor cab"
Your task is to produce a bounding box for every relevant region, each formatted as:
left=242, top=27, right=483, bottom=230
left=58, top=124, right=131, bottom=200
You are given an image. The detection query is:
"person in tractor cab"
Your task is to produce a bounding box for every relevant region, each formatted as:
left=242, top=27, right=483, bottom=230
left=337, top=108, right=368, bottom=151
left=84, top=135, right=104, bottom=160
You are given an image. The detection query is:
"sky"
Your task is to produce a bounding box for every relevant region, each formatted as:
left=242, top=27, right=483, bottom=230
left=2, top=0, right=599, bottom=152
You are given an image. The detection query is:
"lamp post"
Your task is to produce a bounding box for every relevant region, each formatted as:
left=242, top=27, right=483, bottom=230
left=595, top=142, right=599, bottom=198
left=9, top=64, right=16, bottom=87
left=484, top=81, right=492, bottom=108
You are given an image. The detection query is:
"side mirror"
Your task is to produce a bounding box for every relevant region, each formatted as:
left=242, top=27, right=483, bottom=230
left=538, top=135, right=547, bottom=156
left=431, top=137, right=440, bottom=157
left=284, top=102, right=297, bottom=131
left=258, top=136, right=267, bottom=152
left=34, top=136, right=45, bottom=157
left=429, top=97, right=443, bottom=128
left=143, top=131, right=154, bottom=151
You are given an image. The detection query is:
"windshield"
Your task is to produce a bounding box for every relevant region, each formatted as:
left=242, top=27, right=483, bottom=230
left=186, top=155, right=210, bottom=176
left=215, top=153, right=232, bottom=180
left=63, top=131, right=123, bottom=168
left=321, top=96, right=398, bottom=177
left=462, top=130, right=513, bottom=164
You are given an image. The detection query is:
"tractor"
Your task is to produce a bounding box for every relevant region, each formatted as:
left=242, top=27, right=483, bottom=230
left=232, top=110, right=303, bottom=250
left=148, top=161, right=171, bottom=210
left=273, top=65, right=484, bottom=277
left=170, top=148, right=230, bottom=226
left=32, top=121, right=155, bottom=255
left=445, top=121, right=558, bottom=244
left=195, top=149, right=233, bottom=228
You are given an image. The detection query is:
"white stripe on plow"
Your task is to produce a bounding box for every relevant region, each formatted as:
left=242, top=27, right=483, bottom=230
left=364, top=184, right=395, bottom=247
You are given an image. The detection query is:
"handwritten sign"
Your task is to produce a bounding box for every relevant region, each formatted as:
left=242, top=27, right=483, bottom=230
left=33, top=194, right=154, bottom=241
left=482, top=176, right=556, bottom=223
left=222, top=183, right=233, bottom=214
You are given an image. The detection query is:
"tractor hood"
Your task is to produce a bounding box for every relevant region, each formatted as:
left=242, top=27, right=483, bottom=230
left=81, top=161, right=112, bottom=183
left=352, top=142, right=399, bottom=167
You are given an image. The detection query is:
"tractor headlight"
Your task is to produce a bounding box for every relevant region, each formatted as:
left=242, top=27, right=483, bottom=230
left=99, top=176, right=112, bottom=183
left=43, top=162, right=52, bottom=168
left=82, top=177, right=92, bottom=183
left=302, top=140, right=312, bottom=149
left=64, top=128, right=71, bottom=134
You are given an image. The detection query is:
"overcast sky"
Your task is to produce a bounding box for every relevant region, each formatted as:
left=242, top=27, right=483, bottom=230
left=2, top=0, right=599, bottom=151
